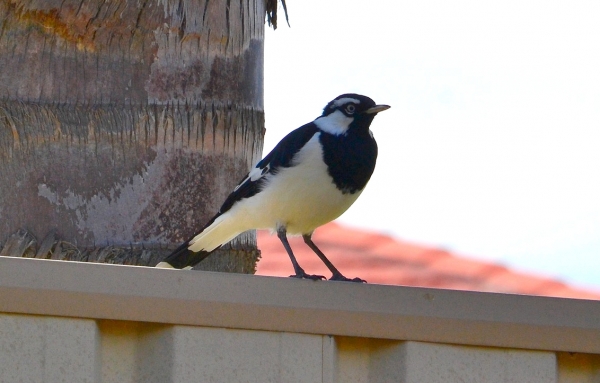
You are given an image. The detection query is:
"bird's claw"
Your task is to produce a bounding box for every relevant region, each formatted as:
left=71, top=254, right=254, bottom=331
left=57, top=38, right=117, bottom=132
left=289, top=272, right=326, bottom=281
left=329, top=274, right=367, bottom=283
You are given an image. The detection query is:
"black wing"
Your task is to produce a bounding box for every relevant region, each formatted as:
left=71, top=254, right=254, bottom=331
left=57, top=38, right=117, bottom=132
left=215, top=122, right=320, bottom=217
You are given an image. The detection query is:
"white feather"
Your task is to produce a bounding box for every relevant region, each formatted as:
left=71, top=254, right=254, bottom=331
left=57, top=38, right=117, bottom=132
left=156, top=262, right=192, bottom=269
left=314, top=110, right=353, bottom=136
left=186, top=133, right=363, bottom=252
left=331, top=97, right=360, bottom=108
left=187, top=212, right=246, bottom=252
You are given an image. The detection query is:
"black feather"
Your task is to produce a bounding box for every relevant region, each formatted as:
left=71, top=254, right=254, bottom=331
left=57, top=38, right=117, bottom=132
left=161, top=241, right=213, bottom=268
left=320, top=113, right=378, bottom=194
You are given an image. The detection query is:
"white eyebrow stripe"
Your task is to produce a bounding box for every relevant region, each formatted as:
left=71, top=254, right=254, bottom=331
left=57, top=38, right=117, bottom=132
left=332, top=97, right=360, bottom=108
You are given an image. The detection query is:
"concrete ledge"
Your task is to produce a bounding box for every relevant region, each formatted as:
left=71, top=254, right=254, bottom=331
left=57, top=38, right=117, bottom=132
left=1, top=256, right=600, bottom=354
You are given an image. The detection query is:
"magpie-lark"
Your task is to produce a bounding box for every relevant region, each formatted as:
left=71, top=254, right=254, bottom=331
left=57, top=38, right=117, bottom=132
left=157, top=94, right=390, bottom=282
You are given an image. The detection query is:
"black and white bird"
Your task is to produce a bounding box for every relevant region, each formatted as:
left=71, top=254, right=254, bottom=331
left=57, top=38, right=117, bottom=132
left=157, top=94, right=390, bottom=282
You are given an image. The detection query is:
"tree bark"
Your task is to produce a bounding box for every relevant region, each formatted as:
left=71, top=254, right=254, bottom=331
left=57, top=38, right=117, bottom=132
left=0, top=0, right=265, bottom=272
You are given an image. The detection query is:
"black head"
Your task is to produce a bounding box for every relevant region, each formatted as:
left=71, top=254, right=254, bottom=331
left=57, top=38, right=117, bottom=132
left=322, top=94, right=375, bottom=116
left=316, top=94, right=390, bottom=136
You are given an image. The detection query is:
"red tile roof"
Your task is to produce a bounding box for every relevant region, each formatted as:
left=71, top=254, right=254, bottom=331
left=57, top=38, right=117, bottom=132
left=256, top=222, right=600, bottom=300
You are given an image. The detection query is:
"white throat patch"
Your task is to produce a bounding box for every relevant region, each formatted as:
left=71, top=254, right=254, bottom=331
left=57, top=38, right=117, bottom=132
left=314, top=110, right=353, bottom=136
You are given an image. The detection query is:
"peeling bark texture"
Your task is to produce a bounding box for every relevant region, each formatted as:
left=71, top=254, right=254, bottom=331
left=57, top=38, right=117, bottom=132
left=0, top=0, right=266, bottom=273
left=0, top=228, right=259, bottom=272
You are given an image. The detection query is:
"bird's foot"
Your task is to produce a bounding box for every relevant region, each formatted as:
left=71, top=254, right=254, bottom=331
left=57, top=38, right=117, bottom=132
left=289, top=272, right=326, bottom=281
left=329, top=273, right=367, bottom=283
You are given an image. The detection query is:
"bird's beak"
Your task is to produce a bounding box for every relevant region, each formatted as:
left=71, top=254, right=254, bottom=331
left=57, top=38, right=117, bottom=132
left=365, top=104, right=391, bottom=114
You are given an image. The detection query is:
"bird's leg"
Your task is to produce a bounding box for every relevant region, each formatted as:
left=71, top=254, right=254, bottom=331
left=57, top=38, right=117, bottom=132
left=277, top=227, right=325, bottom=281
left=302, top=234, right=366, bottom=283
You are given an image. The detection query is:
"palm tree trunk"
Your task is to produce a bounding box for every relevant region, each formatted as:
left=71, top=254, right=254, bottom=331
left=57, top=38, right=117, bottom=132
left=0, top=0, right=266, bottom=273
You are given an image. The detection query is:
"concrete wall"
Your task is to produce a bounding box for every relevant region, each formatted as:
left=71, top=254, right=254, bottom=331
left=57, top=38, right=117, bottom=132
left=1, top=257, right=600, bottom=382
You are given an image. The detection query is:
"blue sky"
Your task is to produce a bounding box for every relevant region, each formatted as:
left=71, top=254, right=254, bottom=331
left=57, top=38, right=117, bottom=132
left=263, top=0, right=600, bottom=289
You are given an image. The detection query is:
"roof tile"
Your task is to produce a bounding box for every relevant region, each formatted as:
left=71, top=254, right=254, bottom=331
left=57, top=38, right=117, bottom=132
left=255, top=222, right=600, bottom=300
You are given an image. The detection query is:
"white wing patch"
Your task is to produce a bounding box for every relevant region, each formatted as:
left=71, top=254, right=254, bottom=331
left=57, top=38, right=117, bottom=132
left=252, top=164, right=270, bottom=181
left=233, top=164, right=270, bottom=192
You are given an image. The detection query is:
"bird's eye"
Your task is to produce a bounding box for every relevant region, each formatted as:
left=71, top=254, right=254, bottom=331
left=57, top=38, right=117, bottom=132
left=345, top=104, right=356, bottom=114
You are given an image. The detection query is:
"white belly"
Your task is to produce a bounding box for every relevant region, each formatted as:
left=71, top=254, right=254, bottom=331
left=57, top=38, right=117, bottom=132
left=231, top=133, right=363, bottom=235
left=187, top=133, right=366, bottom=252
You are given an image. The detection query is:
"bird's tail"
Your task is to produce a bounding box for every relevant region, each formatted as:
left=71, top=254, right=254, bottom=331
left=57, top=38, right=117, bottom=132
left=156, top=212, right=244, bottom=269
left=156, top=242, right=213, bottom=269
